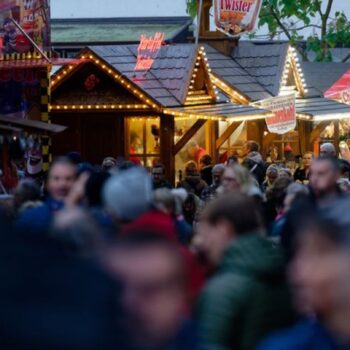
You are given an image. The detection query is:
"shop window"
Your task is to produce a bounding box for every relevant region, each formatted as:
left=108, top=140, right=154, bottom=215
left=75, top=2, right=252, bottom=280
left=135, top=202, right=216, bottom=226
left=126, top=117, right=160, bottom=169
left=217, top=121, right=247, bottom=163
left=174, top=119, right=208, bottom=183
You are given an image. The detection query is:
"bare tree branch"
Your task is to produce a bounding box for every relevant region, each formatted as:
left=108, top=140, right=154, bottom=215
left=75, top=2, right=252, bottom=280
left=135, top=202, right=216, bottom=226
left=268, top=4, right=309, bottom=61
left=342, top=52, right=350, bottom=63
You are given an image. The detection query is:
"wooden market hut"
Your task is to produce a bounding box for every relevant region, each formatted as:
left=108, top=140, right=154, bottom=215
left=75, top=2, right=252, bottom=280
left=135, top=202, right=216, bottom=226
left=204, top=42, right=350, bottom=158
left=50, top=43, right=272, bottom=182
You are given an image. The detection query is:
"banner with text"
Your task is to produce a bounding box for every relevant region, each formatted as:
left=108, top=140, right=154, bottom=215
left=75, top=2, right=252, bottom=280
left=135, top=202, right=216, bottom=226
left=214, top=0, right=263, bottom=37
left=0, top=0, right=51, bottom=55
left=259, top=94, right=296, bottom=134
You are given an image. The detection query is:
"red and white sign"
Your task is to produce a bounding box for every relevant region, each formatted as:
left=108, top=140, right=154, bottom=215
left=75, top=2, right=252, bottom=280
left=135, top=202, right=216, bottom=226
left=325, top=69, right=350, bottom=103
left=214, top=0, right=263, bottom=37
left=134, top=32, right=164, bottom=72
left=259, top=94, right=296, bottom=134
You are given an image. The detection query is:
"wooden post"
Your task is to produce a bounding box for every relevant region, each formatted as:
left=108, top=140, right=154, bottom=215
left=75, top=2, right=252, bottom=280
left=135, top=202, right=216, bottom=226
left=160, top=115, right=175, bottom=185
left=41, top=67, right=51, bottom=171
left=334, top=120, right=340, bottom=155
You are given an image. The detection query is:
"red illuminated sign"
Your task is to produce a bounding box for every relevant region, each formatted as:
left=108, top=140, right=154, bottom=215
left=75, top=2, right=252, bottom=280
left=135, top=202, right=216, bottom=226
left=134, top=32, right=164, bottom=72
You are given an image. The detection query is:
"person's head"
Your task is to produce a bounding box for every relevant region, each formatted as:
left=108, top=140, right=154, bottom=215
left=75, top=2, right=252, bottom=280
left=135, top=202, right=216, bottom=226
left=196, top=194, right=263, bottom=265
left=152, top=163, right=166, bottom=185
left=278, top=168, right=292, bottom=180
left=290, top=214, right=350, bottom=329
left=85, top=171, right=111, bottom=207
left=46, top=157, right=78, bottom=201
left=283, top=182, right=310, bottom=213
left=13, top=179, right=41, bottom=212
left=103, top=167, right=153, bottom=222
left=227, top=155, right=238, bottom=166
left=266, top=177, right=293, bottom=211
left=309, top=157, right=340, bottom=199
left=153, top=188, right=176, bottom=216
left=266, top=164, right=279, bottom=185
left=221, top=164, right=253, bottom=193
left=185, top=161, right=198, bottom=176
left=245, top=140, right=260, bottom=154
left=302, top=152, right=313, bottom=169
left=101, top=157, right=116, bottom=171
left=320, top=143, right=337, bottom=158
left=51, top=208, right=100, bottom=256
left=187, top=141, right=199, bottom=159
left=102, top=232, right=186, bottom=349
left=200, top=155, right=212, bottom=168
left=212, top=164, right=226, bottom=186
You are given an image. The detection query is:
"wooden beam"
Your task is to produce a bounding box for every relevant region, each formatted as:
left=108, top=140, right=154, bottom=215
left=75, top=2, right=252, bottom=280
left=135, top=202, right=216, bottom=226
left=174, top=119, right=207, bottom=155
left=161, top=115, right=175, bottom=185
left=309, top=121, right=329, bottom=145
left=262, top=133, right=278, bottom=157
left=334, top=120, right=340, bottom=155
left=216, top=121, right=240, bottom=150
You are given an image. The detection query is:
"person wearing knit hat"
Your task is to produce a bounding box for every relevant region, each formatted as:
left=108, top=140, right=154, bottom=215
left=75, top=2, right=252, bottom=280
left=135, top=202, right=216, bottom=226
left=103, top=167, right=153, bottom=224
left=263, top=164, right=279, bottom=192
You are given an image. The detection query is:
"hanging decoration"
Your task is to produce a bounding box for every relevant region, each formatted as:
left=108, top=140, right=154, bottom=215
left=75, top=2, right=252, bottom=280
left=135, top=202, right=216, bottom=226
left=257, top=94, right=296, bottom=135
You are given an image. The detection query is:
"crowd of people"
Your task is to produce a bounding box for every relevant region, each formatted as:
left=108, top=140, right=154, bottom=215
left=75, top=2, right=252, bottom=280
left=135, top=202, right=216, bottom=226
left=1, top=140, right=350, bottom=350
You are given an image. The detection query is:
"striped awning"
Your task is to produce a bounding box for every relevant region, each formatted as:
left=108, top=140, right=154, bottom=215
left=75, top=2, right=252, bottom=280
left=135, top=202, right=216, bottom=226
left=296, top=97, right=350, bottom=120
left=164, top=102, right=272, bottom=121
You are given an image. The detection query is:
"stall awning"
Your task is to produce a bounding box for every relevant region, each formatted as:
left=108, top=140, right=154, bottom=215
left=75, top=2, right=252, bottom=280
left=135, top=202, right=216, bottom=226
left=163, top=102, right=272, bottom=121
left=0, top=116, right=66, bottom=134
left=296, top=97, right=350, bottom=121
left=0, top=58, right=84, bottom=69
left=324, top=69, right=350, bottom=99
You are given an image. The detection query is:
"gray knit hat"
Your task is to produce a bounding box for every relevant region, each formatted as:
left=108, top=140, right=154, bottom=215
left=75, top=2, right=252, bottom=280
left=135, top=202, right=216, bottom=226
left=103, top=167, right=153, bottom=221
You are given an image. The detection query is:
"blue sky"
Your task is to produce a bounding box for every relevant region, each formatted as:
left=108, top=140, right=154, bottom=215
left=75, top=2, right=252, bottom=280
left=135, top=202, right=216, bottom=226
left=51, top=0, right=350, bottom=39
left=51, top=0, right=349, bottom=18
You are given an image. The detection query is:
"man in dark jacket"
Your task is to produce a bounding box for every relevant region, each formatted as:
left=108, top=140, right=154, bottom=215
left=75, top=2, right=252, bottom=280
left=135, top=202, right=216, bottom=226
left=195, top=194, right=294, bottom=350
left=16, top=157, right=78, bottom=236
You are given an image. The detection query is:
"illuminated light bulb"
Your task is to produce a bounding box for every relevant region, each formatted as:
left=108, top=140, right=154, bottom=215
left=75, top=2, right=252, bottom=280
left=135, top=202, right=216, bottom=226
left=108, top=70, right=112, bottom=74
left=89, top=55, right=93, bottom=59
left=87, top=105, right=92, bottom=109
left=72, top=105, right=76, bottom=109
left=57, top=76, right=61, bottom=79
left=95, top=60, right=100, bottom=64
left=80, top=105, right=84, bottom=109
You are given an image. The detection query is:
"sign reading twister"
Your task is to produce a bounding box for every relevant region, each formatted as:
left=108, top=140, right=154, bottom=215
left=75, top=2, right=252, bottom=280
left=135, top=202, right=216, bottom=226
left=0, top=0, right=50, bottom=55
left=214, top=0, right=263, bottom=37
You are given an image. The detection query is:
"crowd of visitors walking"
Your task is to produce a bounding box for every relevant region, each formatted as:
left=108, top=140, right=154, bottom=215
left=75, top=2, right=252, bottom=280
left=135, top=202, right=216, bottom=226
left=1, top=140, right=350, bottom=350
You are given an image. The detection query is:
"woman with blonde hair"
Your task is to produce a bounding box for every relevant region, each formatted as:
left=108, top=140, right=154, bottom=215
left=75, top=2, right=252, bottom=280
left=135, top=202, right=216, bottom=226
left=220, top=163, right=262, bottom=200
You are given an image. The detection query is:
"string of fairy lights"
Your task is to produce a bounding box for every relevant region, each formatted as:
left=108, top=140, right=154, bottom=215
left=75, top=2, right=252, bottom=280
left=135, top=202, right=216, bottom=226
left=49, top=45, right=317, bottom=122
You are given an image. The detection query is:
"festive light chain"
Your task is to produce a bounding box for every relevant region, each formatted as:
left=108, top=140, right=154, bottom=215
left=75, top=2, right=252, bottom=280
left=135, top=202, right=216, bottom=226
left=279, top=47, right=308, bottom=96
left=49, top=104, right=150, bottom=111
left=51, top=53, right=160, bottom=110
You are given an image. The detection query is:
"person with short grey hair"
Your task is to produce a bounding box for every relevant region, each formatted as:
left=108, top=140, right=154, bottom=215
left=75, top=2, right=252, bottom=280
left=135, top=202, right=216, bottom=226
left=201, top=164, right=226, bottom=202
left=320, top=142, right=337, bottom=158
left=103, top=167, right=153, bottom=223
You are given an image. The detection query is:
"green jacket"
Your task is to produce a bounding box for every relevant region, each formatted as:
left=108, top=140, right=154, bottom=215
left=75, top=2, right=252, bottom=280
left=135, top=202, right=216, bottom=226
left=197, top=234, right=294, bottom=350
